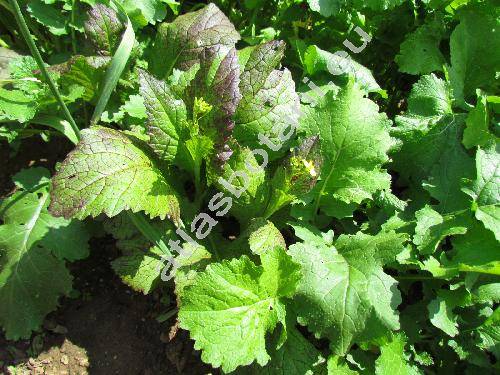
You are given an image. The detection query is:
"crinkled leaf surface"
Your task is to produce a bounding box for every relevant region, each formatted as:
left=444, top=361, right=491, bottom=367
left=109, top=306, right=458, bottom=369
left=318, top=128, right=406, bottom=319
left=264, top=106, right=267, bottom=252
left=84, top=3, right=125, bottom=55
left=234, top=41, right=300, bottom=157
left=0, top=180, right=90, bottom=339
left=301, top=81, right=392, bottom=218
left=139, top=70, right=187, bottom=162
left=178, top=248, right=300, bottom=372
left=150, top=3, right=240, bottom=77
left=49, top=126, right=180, bottom=222
left=289, top=229, right=404, bottom=355
left=215, top=147, right=269, bottom=223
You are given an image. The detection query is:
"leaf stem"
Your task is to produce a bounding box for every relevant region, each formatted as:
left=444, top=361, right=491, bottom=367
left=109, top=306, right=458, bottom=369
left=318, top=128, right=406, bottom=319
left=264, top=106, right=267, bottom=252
left=126, top=212, right=172, bottom=257
left=70, top=0, right=78, bottom=55
left=8, top=0, right=81, bottom=142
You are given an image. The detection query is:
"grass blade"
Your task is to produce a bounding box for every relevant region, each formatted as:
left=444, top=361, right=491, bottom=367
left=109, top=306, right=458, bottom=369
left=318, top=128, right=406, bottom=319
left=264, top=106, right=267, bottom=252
left=90, top=0, right=135, bottom=125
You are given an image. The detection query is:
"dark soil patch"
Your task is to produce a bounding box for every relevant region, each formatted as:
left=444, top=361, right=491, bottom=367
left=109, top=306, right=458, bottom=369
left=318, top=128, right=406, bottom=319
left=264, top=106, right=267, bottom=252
left=0, top=136, right=72, bottom=197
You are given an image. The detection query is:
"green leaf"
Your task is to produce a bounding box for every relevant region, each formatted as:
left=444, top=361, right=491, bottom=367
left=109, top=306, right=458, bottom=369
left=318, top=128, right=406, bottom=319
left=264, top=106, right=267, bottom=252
left=0, top=88, right=37, bottom=123
left=150, top=3, right=240, bottom=77
left=27, top=0, right=68, bottom=35
left=121, top=94, right=147, bottom=119
left=464, top=143, right=500, bottom=240
left=303, top=45, right=381, bottom=93
left=178, top=248, right=301, bottom=372
left=392, top=75, right=475, bottom=205
left=234, top=41, right=300, bottom=157
left=12, top=167, right=51, bottom=190
left=306, top=0, right=343, bottom=17
left=427, top=288, right=470, bottom=337
left=463, top=91, right=495, bottom=149
left=243, top=326, right=324, bottom=374
left=301, top=81, right=392, bottom=218
left=375, top=334, right=419, bottom=375
left=121, top=0, right=172, bottom=27
left=289, top=230, right=405, bottom=355
left=327, top=356, right=358, bottom=374
left=247, top=219, right=286, bottom=255
left=0, top=179, right=90, bottom=339
left=139, top=70, right=186, bottom=162
left=449, top=7, right=500, bottom=106
left=111, top=245, right=163, bottom=294
left=396, top=16, right=445, bottom=75
left=58, top=56, right=109, bottom=102
left=49, top=126, right=180, bottom=222
left=215, top=147, right=269, bottom=223
left=413, top=206, right=469, bottom=255
left=446, top=223, right=500, bottom=275
left=84, top=3, right=125, bottom=55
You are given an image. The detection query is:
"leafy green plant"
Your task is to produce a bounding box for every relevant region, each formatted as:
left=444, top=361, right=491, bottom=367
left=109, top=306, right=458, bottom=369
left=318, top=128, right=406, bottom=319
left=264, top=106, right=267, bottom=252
left=0, top=1, right=499, bottom=374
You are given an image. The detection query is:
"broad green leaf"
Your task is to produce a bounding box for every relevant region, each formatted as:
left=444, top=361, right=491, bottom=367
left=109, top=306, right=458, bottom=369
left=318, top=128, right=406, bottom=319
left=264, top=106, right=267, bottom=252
left=413, top=206, right=469, bottom=255
left=375, top=334, right=419, bottom=375
left=428, top=288, right=470, bottom=336
left=243, top=326, right=324, bottom=374
left=215, top=147, right=269, bottom=223
left=301, top=81, right=392, bottom=218
left=111, top=245, right=163, bottom=294
left=84, top=3, right=125, bottom=55
left=58, top=56, right=109, bottom=102
left=247, top=219, right=286, bottom=255
left=446, top=223, right=500, bottom=275
left=464, top=143, right=500, bottom=240
left=121, top=94, right=147, bottom=119
left=306, top=0, right=343, bottom=17
left=392, top=75, right=475, bottom=207
left=49, top=126, right=180, bottom=222
left=122, top=0, right=172, bottom=27
left=234, top=41, right=300, bottom=157
left=178, top=248, right=301, bottom=372
left=12, top=167, right=51, bottom=190
left=0, top=178, right=90, bottom=339
left=306, top=0, right=404, bottom=15
left=303, top=45, right=381, bottom=93
left=396, top=17, right=445, bottom=75
left=139, top=70, right=186, bottom=162
left=150, top=3, right=240, bottom=77
left=463, top=91, right=495, bottom=149
left=476, top=308, right=500, bottom=360
left=27, top=0, right=68, bottom=35
left=0, top=88, right=37, bottom=123
left=449, top=7, right=500, bottom=106
left=289, top=230, right=404, bottom=355
left=327, top=356, right=358, bottom=374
